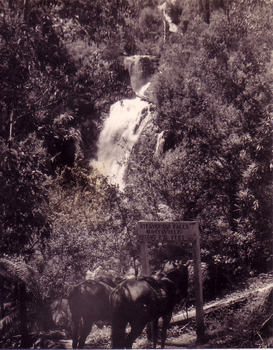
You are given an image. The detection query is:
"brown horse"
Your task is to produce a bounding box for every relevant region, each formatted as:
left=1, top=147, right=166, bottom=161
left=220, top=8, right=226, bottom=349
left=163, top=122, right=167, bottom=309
left=68, top=278, right=116, bottom=349
left=110, top=264, right=188, bottom=349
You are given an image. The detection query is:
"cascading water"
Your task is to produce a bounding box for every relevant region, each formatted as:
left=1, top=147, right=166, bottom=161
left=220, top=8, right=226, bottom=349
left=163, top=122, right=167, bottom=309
left=93, top=96, right=152, bottom=190
left=92, top=56, right=158, bottom=190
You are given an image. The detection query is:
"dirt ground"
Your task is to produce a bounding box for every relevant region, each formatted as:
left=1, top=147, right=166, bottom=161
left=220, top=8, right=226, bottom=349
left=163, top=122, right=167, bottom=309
left=58, top=329, right=197, bottom=349
left=58, top=272, right=273, bottom=349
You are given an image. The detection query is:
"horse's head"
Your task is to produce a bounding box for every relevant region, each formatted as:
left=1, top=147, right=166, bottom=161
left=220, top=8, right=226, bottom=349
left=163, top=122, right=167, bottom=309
left=165, top=262, right=189, bottom=299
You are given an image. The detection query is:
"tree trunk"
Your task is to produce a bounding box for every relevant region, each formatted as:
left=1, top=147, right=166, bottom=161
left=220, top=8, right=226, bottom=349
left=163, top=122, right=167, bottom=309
left=9, top=110, right=13, bottom=143
left=199, top=0, right=210, bottom=23
left=228, top=180, right=239, bottom=233
left=23, top=0, right=29, bottom=22
left=0, top=282, right=4, bottom=318
left=19, top=283, right=29, bottom=348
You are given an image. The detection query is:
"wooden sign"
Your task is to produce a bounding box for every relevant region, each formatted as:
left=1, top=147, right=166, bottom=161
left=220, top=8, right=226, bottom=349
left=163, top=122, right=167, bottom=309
left=137, top=220, right=198, bottom=243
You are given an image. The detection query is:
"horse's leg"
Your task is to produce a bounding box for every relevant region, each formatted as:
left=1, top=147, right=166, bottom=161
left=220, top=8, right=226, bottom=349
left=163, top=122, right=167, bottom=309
left=78, top=317, right=93, bottom=349
left=125, top=320, right=147, bottom=349
left=160, top=315, right=171, bottom=349
left=147, top=322, right=152, bottom=342
left=112, top=318, right=127, bottom=349
left=152, top=319, right=159, bottom=349
left=71, top=314, right=80, bottom=349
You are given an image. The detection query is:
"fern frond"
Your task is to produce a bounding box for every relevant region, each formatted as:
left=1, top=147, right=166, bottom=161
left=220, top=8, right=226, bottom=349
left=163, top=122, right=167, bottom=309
left=0, top=258, right=28, bottom=284
left=0, top=309, right=18, bottom=333
left=0, top=258, right=42, bottom=301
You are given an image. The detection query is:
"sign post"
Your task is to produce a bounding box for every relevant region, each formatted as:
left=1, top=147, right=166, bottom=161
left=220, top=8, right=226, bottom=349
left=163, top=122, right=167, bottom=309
left=137, top=220, right=205, bottom=343
left=191, top=223, right=205, bottom=342
left=140, top=241, right=150, bottom=275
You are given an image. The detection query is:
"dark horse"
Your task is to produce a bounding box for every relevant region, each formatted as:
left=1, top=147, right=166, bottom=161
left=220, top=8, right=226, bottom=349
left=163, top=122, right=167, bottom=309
left=68, top=278, right=117, bottom=349
left=110, top=264, right=188, bottom=349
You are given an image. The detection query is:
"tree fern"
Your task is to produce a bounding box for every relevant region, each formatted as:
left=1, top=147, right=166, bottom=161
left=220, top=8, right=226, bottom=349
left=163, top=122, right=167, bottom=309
left=0, top=309, right=19, bottom=338
left=0, top=257, right=46, bottom=348
left=0, top=258, right=42, bottom=302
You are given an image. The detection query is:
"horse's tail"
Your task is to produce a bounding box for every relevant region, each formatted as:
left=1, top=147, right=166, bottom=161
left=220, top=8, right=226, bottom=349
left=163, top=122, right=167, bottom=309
left=68, top=286, right=81, bottom=349
left=110, top=284, right=128, bottom=349
left=109, top=284, right=125, bottom=321
left=67, top=285, right=79, bottom=319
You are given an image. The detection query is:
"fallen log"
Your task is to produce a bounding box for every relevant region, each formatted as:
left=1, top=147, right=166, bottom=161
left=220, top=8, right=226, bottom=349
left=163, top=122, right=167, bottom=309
left=169, top=283, right=273, bottom=327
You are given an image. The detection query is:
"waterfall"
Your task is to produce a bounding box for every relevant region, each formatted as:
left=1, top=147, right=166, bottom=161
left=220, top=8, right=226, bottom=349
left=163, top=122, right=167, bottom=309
left=155, top=131, right=165, bottom=158
left=158, top=2, right=178, bottom=34
left=92, top=55, right=158, bottom=190
left=93, top=97, right=152, bottom=190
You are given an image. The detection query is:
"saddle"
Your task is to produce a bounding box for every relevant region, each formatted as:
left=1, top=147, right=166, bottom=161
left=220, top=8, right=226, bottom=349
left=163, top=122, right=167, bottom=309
left=138, top=276, right=168, bottom=302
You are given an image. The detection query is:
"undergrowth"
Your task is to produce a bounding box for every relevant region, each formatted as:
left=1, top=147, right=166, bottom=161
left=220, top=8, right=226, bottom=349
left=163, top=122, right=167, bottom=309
left=204, top=287, right=273, bottom=348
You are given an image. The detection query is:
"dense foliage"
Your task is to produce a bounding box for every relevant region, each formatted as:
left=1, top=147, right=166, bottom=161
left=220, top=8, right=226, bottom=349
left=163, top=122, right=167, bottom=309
left=126, top=0, right=273, bottom=293
left=0, top=0, right=272, bottom=347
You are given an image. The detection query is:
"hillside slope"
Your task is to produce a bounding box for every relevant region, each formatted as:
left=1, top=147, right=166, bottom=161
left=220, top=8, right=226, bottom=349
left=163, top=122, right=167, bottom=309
left=162, top=272, right=273, bottom=349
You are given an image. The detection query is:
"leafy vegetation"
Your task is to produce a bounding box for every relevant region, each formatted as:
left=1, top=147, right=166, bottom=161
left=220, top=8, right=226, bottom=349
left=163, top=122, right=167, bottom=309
left=0, top=0, right=272, bottom=347
left=126, top=0, right=272, bottom=296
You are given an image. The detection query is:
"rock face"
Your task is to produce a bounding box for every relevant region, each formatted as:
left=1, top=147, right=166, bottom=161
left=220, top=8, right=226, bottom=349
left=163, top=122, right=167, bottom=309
left=124, top=55, right=159, bottom=97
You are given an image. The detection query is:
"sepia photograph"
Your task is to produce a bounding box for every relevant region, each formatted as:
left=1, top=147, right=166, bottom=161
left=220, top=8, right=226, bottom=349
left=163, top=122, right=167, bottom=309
left=0, top=0, right=272, bottom=348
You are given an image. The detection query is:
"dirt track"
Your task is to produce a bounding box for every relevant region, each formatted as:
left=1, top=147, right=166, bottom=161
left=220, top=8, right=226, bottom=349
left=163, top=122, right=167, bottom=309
left=59, top=273, right=273, bottom=349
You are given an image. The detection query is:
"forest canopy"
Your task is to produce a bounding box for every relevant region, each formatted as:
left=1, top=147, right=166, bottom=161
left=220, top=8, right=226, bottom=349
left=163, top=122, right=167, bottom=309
left=0, top=0, right=272, bottom=347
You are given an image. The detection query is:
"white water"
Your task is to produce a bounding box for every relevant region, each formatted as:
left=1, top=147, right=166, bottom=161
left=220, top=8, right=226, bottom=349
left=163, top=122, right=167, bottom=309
left=158, top=2, right=178, bottom=33
left=93, top=97, right=152, bottom=190
left=155, top=131, right=165, bottom=158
